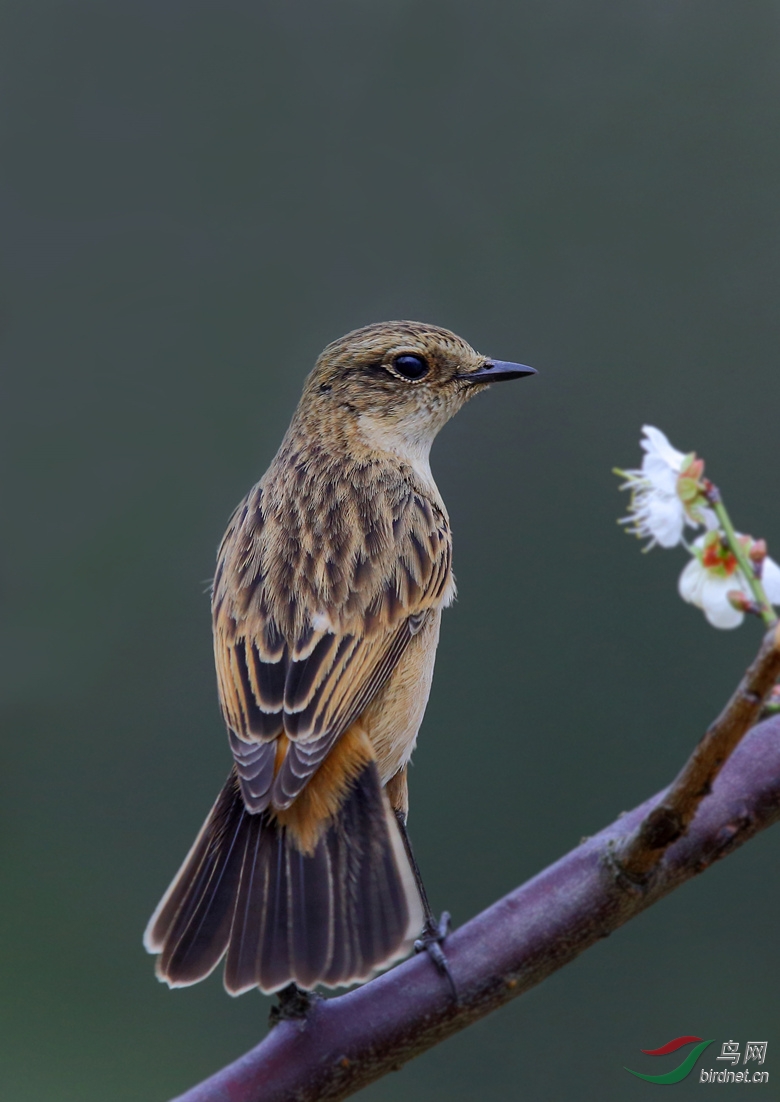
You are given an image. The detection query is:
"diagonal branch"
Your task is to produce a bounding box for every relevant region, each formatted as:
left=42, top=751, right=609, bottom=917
left=616, top=622, right=780, bottom=880
left=169, top=700, right=780, bottom=1101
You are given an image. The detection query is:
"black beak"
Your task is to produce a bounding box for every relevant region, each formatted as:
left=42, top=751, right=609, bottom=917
left=457, top=360, right=537, bottom=384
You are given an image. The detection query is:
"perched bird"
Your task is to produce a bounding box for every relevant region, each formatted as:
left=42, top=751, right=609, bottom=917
left=144, top=321, right=535, bottom=996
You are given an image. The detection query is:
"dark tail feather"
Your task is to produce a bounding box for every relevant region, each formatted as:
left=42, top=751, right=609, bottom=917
left=145, top=763, right=423, bottom=994
left=143, top=771, right=248, bottom=986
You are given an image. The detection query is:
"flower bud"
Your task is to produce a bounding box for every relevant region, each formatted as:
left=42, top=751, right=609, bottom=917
left=680, top=455, right=705, bottom=481
left=749, top=539, right=768, bottom=565
left=727, top=590, right=753, bottom=613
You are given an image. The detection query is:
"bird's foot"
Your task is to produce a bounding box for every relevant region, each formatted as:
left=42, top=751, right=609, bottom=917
left=268, top=982, right=320, bottom=1027
left=415, top=911, right=457, bottom=1000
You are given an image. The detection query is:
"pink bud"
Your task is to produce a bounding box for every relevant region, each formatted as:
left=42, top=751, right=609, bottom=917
left=749, top=539, right=768, bottom=565
left=681, top=456, right=705, bottom=481
left=727, top=590, right=752, bottom=613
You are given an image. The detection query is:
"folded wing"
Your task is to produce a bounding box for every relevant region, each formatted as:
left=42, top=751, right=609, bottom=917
left=212, top=478, right=452, bottom=813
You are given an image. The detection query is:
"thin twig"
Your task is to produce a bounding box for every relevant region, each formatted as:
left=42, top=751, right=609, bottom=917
left=615, top=621, right=780, bottom=881
left=168, top=711, right=780, bottom=1102
left=704, top=480, right=778, bottom=627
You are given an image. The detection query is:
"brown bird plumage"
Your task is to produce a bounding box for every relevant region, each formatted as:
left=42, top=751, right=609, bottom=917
left=144, top=321, right=534, bottom=994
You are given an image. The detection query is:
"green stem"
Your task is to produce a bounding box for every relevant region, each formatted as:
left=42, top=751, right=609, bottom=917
left=709, top=490, right=778, bottom=627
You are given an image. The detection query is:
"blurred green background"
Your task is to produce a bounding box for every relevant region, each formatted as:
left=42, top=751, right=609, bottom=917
left=2, top=2, right=779, bottom=1099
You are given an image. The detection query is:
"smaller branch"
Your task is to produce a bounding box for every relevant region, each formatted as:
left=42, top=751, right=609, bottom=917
left=616, top=622, right=780, bottom=881
left=704, top=481, right=778, bottom=627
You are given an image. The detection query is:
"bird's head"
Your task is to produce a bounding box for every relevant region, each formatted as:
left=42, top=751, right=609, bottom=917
left=297, top=321, right=536, bottom=472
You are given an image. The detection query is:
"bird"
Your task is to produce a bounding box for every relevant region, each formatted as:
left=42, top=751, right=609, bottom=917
left=144, top=320, right=536, bottom=997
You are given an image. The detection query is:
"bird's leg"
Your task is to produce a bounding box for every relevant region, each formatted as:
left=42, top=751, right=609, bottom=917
left=393, top=809, right=457, bottom=1000
left=268, top=982, right=320, bottom=1027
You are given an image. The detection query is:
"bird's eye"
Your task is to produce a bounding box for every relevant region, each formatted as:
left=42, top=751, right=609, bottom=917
left=391, top=354, right=429, bottom=381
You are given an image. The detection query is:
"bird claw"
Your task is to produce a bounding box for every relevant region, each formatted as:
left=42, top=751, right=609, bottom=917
left=268, top=982, right=320, bottom=1028
left=414, top=911, right=457, bottom=1000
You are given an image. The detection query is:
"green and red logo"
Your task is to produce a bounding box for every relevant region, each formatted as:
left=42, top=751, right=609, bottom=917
left=625, top=1035, right=714, bottom=1083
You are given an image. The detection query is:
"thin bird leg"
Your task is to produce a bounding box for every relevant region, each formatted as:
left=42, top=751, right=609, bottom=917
left=393, top=810, right=457, bottom=1000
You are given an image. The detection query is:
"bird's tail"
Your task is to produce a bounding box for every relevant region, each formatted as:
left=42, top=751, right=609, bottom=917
left=144, top=762, right=423, bottom=994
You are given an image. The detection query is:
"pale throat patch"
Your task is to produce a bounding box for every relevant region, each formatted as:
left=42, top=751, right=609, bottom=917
left=356, top=410, right=439, bottom=487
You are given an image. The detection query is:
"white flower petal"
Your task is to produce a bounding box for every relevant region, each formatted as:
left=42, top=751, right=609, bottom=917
left=760, top=556, right=780, bottom=604
left=700, top=575, right=744, bottom=629
left=640, top=425, right=686, bottom=472
left=651, top=496, right=686, bottom=548
left=641, top=456, right=680, bottom=488
left=678, top=557, right=705, bottom=605
left=700, top=507, right=719, bottom=531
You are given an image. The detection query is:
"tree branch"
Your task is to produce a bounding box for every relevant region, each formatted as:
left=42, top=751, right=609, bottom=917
left=169, top=703, right=780, bottom=1102
left=616, top=622, right=780, bottom=880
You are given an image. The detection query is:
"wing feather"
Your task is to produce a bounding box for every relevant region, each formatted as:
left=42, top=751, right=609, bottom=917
left=212, top=471, right=452, bottom=813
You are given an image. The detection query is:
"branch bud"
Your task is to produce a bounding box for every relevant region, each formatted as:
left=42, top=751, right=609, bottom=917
left=749, top=539, right=768, bottom=565
left=727, top=590, right=762, bottom=617
left=765, top=685, right=780, bottom=714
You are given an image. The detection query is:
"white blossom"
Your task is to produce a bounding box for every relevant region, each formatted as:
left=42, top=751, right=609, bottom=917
left=678, top=533, right=780, bottom=629
left=618, top=425, right=711, bottom=549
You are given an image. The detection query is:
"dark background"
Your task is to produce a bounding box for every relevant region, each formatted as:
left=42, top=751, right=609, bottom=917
left=2, top=2, right=779, bottom=1099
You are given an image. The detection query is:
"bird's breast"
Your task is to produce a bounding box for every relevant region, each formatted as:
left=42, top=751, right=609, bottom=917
left=360, top=607, right=443, bottom=783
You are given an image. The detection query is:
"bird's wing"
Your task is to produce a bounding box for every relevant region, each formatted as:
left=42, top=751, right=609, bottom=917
left=212, top=481, right=452, bottom=812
